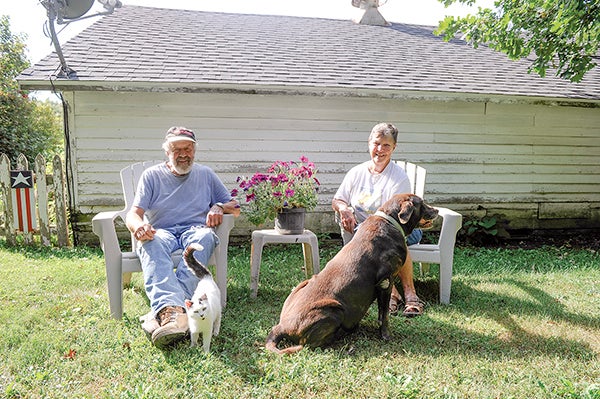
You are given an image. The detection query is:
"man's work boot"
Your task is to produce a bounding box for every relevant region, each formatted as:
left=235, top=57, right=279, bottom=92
left=139, top=311, right=159, bottom=339
left=151, top=306, right=188, bottom=349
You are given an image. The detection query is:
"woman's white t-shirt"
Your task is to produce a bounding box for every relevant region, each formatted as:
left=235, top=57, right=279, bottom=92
left=334, top=161, right=411, bottom=224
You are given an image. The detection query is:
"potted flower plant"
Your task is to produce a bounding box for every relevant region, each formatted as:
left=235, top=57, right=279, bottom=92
left=233, top=156, right=320, bottom=233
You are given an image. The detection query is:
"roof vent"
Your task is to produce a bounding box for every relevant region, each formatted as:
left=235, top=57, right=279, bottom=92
left=351, top=0, right=389, bottom=26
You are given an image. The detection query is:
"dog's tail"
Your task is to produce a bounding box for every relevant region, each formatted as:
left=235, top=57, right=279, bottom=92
left=265, top=325, right=304, bottom=355
left=183, top=243, right=211, bottom=279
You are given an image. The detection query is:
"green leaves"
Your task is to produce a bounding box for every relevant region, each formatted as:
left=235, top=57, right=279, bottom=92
left=435, top=0, right=600, bottom=82
left=0, top=15, right=63, bottom=165
left=461, top=213, right=511, bottom=246
left=0, top=16, right=29, bottom=92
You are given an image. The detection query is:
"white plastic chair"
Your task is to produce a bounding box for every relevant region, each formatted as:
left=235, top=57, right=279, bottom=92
left=338, top=161, right=462, bottom=304
left=92, top=161, right=234, bottom=319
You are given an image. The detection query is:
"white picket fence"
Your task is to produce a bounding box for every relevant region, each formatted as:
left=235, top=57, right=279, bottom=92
left=0, top=153, right=70, bottom=247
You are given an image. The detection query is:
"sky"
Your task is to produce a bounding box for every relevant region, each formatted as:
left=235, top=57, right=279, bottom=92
left=1, top=0, right=493, bottom=99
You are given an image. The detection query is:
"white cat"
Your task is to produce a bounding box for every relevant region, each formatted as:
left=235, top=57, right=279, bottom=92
left=183, top=243, right=222, bottom=353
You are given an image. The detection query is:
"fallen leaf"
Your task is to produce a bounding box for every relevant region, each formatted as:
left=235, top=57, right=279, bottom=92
left=63, top=349, right=77, bottom=360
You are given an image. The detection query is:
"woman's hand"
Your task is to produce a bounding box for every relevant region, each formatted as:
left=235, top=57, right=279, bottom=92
left=339, top=207, right=357, bottom=233
left=333, top=199, right=357, bottom=233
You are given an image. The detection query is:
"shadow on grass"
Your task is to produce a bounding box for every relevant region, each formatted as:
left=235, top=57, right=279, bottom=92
left=147, top=274, right=598, bottom=387
left=248, top=275, right=598, bottom=358
left=220, top=276, right=598, bottom=359
left=361, top=278, right=597, bottom=361
left=108, top=243, right=598, bottom=384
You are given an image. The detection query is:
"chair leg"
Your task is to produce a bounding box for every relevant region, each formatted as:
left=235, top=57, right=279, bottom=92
left=418, top=262, right=431, bottom=277
left=214, top=244, right=228, bottom=309
left=122, top=272, right=133, bottom=286
left=439, top=257, right=452, bottom=305
left=106, top=263, right=124, bottom=319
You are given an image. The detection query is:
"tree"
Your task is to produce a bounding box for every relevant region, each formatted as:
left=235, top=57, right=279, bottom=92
left=435, top=0, right=600, bottom=82
left=0, top=15, right=62, bottom=165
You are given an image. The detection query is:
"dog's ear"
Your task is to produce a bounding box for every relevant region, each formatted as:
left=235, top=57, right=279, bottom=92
left=398, top=199, right=415, bottom=224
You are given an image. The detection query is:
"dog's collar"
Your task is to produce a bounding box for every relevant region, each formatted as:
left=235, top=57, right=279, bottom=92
left=374, top=211, right=406, bottom=239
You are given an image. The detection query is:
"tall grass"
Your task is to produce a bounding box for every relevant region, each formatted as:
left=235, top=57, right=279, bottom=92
left=0, top=242, right=598, bottom=399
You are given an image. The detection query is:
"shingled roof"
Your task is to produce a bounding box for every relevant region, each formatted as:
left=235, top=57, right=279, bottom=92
left=18, top=5, right=600, bottom=101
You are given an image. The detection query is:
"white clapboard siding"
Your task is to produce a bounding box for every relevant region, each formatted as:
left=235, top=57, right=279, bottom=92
left=67, top=90, right=600, bottom=237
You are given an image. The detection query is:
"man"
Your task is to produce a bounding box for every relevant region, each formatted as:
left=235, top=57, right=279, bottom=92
left=126, top=126, right=240, bottom=348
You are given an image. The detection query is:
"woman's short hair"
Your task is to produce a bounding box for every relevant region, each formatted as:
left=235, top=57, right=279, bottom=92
left=369, top=122, right=398, bottom=144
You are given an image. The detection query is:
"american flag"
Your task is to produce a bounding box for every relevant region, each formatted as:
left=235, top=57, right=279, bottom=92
left=11, top=170, right=37, bottom=233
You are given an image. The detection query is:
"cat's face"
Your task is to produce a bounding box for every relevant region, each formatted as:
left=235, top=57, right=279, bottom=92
left=185, top=295, right=209, bottom=320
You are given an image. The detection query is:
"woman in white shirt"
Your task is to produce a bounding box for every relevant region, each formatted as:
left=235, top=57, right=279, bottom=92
left=332, top=122, right=424, bottom=317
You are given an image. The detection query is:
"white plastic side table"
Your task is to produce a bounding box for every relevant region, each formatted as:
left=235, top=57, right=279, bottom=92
left=250, top=229, right=320, bottom=298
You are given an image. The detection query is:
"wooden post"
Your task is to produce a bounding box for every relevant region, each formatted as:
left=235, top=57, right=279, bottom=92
left=35, top=154, right=51, bottom=246
left=53, top=155, right=70, bottom=247
left=16, top=154, right=33, bottom=245
left=0, top=154, right=16, bottom=245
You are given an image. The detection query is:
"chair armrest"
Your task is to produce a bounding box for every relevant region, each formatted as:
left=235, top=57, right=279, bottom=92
left=92, top=210, right=127, bottom=256
left=213, top=214, right=235, bottom=257
left=433, top=206, right=462, bottom=251
left=92, top=211, right=234, bottom=254
left=209, top=214, right=235, bottom=307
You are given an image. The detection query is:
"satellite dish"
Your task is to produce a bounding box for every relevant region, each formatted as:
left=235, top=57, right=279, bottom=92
left=41, top=0, right=122, bottom=78
left=62, top=0, right=95, bottom=20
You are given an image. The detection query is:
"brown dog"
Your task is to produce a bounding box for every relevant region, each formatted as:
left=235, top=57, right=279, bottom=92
left=265, top=193, right=439, bottom=354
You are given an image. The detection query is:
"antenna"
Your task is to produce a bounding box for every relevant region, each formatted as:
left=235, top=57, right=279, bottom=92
left=41, top=0, right=122, bottom=78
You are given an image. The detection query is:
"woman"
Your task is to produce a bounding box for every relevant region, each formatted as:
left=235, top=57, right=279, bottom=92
left=332, top=122, right=424, bottom=317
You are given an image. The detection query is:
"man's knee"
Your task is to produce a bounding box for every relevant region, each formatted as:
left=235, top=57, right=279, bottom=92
left=183, top=228, right=218, bottom=263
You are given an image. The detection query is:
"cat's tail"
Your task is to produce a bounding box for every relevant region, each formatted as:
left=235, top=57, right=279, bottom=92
left=183, top=243, right=212, bottom=279
left=265, top=325, right=304, bottom=355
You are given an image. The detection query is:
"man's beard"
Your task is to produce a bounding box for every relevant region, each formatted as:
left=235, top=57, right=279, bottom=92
left=171, top=156, right=194, bottom=175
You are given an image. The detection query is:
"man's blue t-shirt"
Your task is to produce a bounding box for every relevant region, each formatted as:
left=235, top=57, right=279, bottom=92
left=133, top=162, right=231, bottom=234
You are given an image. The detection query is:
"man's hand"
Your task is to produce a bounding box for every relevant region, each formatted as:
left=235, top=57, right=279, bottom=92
left=206, top=205, right=224, bottom=227
left=134, top=223, right=156, bottom=241
left=127, top=206, right=156, bottom=241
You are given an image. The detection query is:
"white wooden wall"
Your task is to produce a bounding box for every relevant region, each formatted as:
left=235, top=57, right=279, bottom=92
left=65, top=91, right=600, bottom=239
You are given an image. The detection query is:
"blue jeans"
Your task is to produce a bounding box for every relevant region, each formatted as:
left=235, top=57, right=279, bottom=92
left=136, top=226, right=219, bottom=316
left=406, top=229, right=422, bottom=246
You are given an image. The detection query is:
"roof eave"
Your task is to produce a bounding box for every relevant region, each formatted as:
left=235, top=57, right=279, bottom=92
left=17, top=78, right=600, bottom=107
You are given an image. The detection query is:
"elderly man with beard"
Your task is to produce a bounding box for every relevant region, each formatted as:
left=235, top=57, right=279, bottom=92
left=126, top=126, right=240, bottom=348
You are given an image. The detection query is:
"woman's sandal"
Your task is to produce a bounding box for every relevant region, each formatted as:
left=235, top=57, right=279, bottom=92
left=402, top=299, right=425, bottom=318
left=388, top=295, right=402, bottom=316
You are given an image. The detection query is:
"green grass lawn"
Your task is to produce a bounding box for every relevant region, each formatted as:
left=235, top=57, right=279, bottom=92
left=0, top=241, right=598, bottom=399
